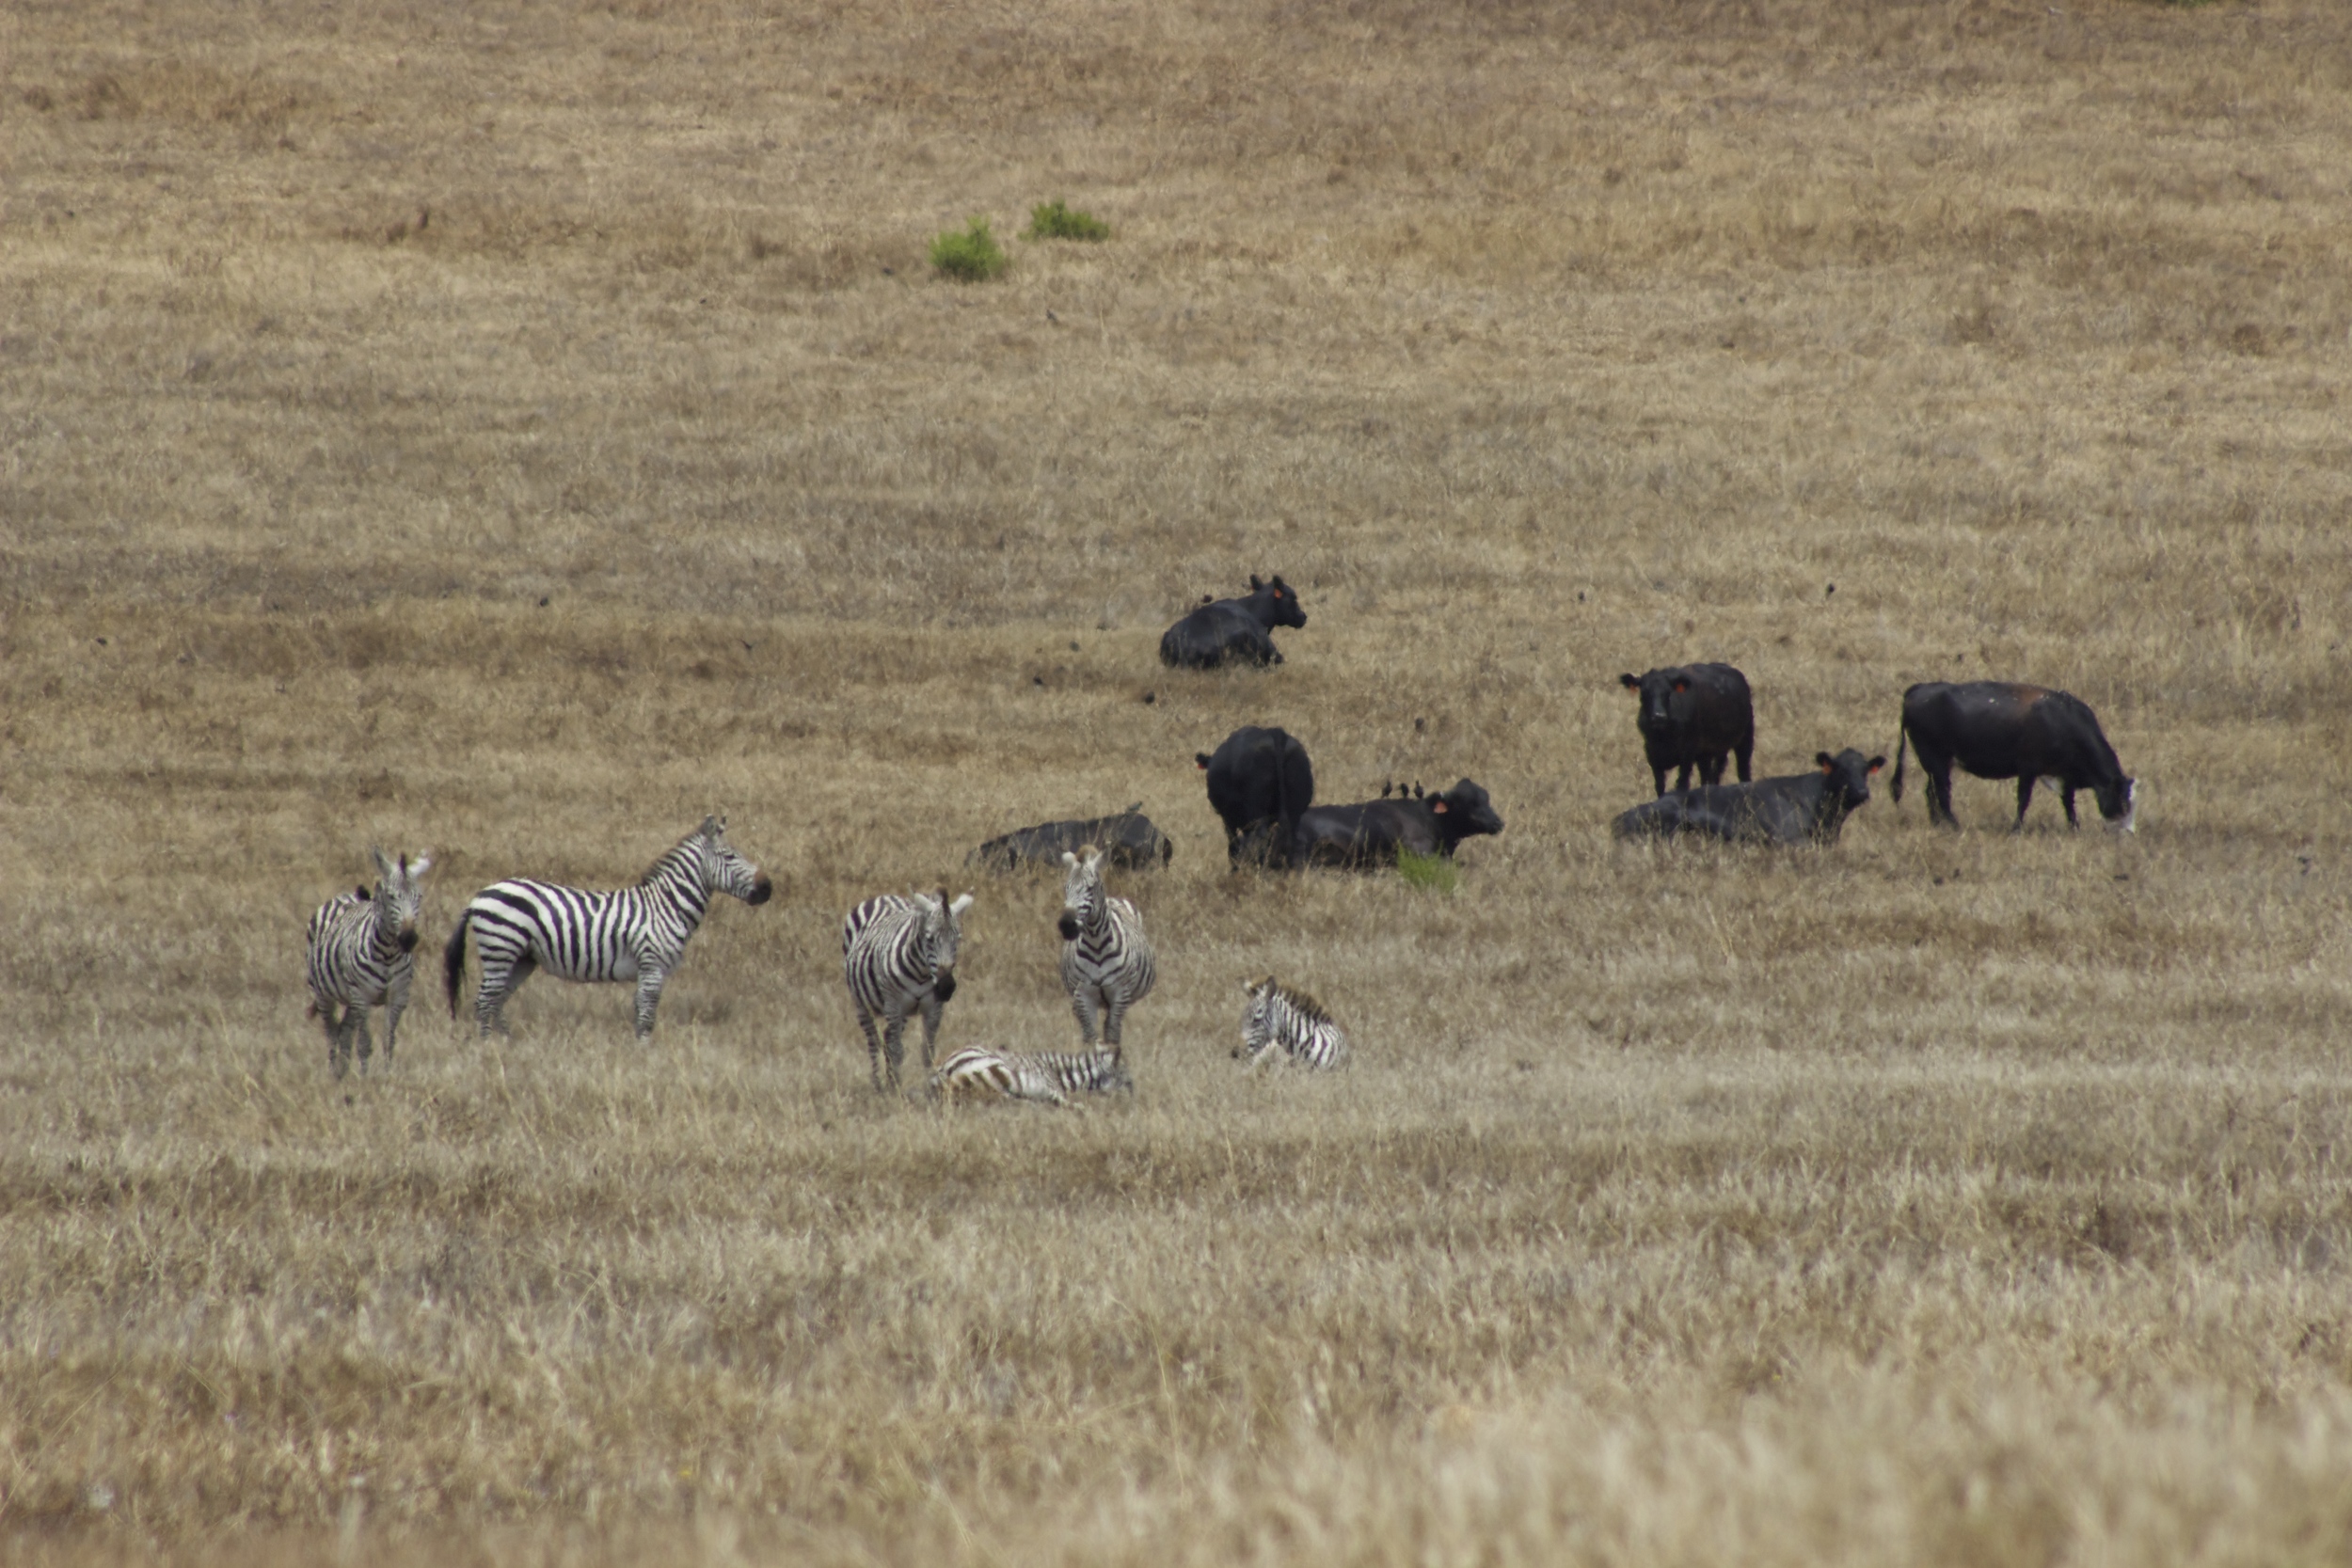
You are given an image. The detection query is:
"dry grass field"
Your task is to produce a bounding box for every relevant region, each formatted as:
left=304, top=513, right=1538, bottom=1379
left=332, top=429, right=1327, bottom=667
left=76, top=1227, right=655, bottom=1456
left=7, top=0, right=2352, bottom=1561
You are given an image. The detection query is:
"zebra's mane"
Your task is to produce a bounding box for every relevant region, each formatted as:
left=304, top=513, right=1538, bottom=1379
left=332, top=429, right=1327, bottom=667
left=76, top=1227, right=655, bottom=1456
left=1254, top=975, right=1331, bottom=1022
left=638, top=830, right=705, bottom=887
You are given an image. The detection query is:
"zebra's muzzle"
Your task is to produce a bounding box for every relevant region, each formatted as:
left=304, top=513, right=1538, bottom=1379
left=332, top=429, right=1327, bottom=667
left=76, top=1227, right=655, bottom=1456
left=397, top=926, right=419, bottom=953
left=1057, top=913, right=1081, bottom=941
left=932, top=970, right=958, bottom=1003
left=747, top=875, right=773, bottom=905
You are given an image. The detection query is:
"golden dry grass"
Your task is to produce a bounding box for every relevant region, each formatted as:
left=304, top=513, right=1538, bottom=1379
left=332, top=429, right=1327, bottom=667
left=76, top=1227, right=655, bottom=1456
left=5, top=0, right=2352, bottom=1562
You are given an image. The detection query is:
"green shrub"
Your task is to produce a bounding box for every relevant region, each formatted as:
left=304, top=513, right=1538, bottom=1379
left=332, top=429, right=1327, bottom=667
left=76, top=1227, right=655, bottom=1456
left=929, top=216, right=1007, bottom=280
left=1396, top=848, right=1459, bottom=895
left=1025, top=199, right=1110, bottom=242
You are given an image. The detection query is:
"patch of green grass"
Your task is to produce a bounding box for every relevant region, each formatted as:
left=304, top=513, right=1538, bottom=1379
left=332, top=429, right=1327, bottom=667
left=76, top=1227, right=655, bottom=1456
left=1395, top=848, right=1459, bottom=894
left=1025, top=199, right=1110, bottom=242
left=929, top=216, right=1008, bottom=280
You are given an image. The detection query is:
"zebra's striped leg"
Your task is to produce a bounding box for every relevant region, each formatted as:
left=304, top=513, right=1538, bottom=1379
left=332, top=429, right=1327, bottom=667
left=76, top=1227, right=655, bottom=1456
left=632, top=964, right=669, bottom=1040
left=318, top=1001, right=351, bottom=1078
left=917, top=993, right=945, bottom=1071
left=882, top=1011, right=911, bottom=1090
left=1068, top=988, right=1101, bottom=1047
left=854, top=1005, right=889, bottom=1092
left=475, top=954, right=533, bottom=1037
left=1102, top=994, right=1130, bottom=1052
left=381, top=974, right=410, bottom=1068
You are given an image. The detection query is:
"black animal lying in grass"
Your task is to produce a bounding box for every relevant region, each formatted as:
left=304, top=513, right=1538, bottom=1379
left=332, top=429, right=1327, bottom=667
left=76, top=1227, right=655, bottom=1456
left=1159, top=575, right=1308, bottom=669
left=967, top=805, right=1173, bottom=872
left=1613, top=750, right=1884, bottom=845
left=1292, top=779, right=1505, bottom=868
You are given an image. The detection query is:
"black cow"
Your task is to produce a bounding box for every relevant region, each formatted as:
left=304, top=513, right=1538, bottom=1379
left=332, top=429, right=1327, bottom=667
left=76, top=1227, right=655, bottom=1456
left=1617, top=663, right=1756, bottom=796
left=1892, top=681, right=2137, bottom=832
left=968, top=805, right=1173, bottom=873
left=1613, top=750, right=1885, bottom=845
left=1293, top=779, right=1505, bottom=869
left=1159, top=575, right=1309, bottom=670
left=1195, top=726, right=1314, bottom=867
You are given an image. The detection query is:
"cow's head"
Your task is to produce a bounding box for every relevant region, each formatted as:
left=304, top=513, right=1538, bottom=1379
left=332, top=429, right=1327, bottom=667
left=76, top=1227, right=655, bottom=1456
left=1429, top=780, right=1505, bottom=844
left=1620, top=668, right=1691, bottom=729
left=1248, top=573, right=1309, bottom=630
left=369, top=847, right=432, bottom=953
left=913, top=888, right=975, bottom=999
left=1057, top=846, right=1105, bottom=940
left=1815, top=751, right=1887, bottom=811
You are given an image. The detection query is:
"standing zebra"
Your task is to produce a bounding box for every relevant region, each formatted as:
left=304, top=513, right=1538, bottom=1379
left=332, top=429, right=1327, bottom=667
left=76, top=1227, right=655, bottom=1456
left=842, top=888, right=974, bottom=1092
left=305, top=847, right=433, bottom=1079
left=1236, top=975, right=1352, bottom=1070
left=442, top=815, right=771, bottom=1040
left=927, top=1043, right=1132, bottom=1108
left=1057, top=846, right=1155, bottom=1053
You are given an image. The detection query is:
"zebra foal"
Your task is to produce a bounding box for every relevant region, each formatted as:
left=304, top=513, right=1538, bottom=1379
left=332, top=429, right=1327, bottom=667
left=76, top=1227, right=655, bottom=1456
left=1236, top=975, right=1351, bottom=1070
left=1057, top=845, right=1155, bottom=1053
left=928, top=1044, right=1132, bottom=1108
left=442, top=815, right=771, bottom=1040
left=306, top=847, right=433, bottom=1079
left=842, top=889, right=974, bottom=1092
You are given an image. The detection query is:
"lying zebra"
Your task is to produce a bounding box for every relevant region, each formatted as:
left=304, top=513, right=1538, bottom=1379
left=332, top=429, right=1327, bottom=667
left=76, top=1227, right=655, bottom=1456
left=1236, top=975, right=1352, bottom=1070
left=928, top=1044, right=1133, bottom=1108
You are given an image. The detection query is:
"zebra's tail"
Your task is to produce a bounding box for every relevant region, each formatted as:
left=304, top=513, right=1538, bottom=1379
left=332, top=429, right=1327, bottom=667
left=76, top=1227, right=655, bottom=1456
left=443, top=912, right=470, bottom=1019
left=1890, top=721, right=1911, bottom=803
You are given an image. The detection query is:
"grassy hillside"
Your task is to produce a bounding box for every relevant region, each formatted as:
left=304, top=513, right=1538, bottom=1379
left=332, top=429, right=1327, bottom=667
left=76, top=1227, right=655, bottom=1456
left=4, top=0, right=2351, bottom=1562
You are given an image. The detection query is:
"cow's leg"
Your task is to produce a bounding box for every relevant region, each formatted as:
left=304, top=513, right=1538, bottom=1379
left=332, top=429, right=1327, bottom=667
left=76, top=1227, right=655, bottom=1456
left=2060, top=784, right=2081, bottom=829
left=853, top=1004, right=887, bottom=1091
left=1924, top=758, right=1959, bottom=828
left=1674, top=761, right=1695, bottom=793
left=2012, top=775, right=2036, bottom=832
left=1734, top=738, right=1754, bottom=784
left=1698, top=751, right=1727, bottom=787
left=1649, top=763, right=1668, bottom=798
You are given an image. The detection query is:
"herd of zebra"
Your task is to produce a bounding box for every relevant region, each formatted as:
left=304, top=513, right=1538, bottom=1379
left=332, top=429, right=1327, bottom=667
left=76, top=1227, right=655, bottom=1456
left=303, top=816, right=1349, bottom=1102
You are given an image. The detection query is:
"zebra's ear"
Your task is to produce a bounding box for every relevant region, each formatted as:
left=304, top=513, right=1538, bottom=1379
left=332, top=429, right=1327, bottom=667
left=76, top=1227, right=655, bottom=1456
left=1061, top=850, right=1079, bottom=869
left=371, top=846, right=394, bottom=881
left=699, top=814, right=722, bottom=837
left=949, top=893, right=974, bottom=918
left=405, top=853, right=433, bottom=879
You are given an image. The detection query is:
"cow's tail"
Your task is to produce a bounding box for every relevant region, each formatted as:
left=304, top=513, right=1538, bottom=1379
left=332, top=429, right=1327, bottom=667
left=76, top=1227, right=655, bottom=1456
left=442, top=912, right=470, bottom=1020
left=1890, top=721, right=1910, bottom=803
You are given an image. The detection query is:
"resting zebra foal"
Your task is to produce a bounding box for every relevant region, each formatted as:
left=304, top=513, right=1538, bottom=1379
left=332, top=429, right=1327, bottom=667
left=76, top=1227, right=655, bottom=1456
left=306, top=848, right=432, bottom=1079
left=928, top=1044, right=1133, bottom=1108
left=1236, top=975, right=1352, bottom=1070
left=842, top=889, right=974, bottom=1092
left=1057, top=846, right=1155, bottom=1053
left=443, top=815, right=771, bottom=1040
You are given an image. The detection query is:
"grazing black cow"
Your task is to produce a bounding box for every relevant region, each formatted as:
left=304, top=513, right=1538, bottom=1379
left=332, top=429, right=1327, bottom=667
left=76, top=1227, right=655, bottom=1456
left=1195, top=726, right=1315, bottom=867
left=1617, top=663, right=1756, bottom=796
left=1893, top=681, right=2137, bottom=832
left=1159, top=575, right=1309, bottom=670
left=1293, top=779, right=1505, bottom=869
left=1613, top=750, right=1885, bottom=845
left=968, top=805, right=1174, bottom=873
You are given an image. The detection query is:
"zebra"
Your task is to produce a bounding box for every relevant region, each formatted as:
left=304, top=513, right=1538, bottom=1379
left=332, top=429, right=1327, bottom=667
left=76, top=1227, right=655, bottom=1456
left=1057, top=845, right=1155, bottom=1053
left=1236, top=975, right=1351, bottom=1070
left=305, top=847, right=432, bottom=1079
left=441, top=815, right=771, bottom=1040
left=927, top=1043, right=1132, bottom=1108
left=842, top=888, right=974, bottom=1092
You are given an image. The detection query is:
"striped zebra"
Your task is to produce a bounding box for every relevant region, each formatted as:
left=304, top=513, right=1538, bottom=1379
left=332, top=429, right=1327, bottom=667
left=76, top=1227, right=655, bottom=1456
left=442, top=815, right=771, bottom=1040
left=1057, top=846, right=1155, bottom=1053
left=842, top=889, right=974, bottom=1092
left=927, top=1044, right=1132, bottom=1108
left=1236, top=975, right=1351, bottom=1070
left=305, top=847, right=433, bottom=1079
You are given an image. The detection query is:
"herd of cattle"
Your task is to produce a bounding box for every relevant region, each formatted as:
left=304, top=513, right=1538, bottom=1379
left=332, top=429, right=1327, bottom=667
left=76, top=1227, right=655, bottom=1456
left=301, top=574, right=2137, bottom=1100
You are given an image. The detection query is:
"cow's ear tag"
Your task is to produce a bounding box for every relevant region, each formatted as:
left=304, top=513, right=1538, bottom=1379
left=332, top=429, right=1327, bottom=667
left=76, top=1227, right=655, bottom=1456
left=1816, top=752, right=1835, bottom=772
left=1431, top=800, right=1448, bottom=815
left=1673, top=679, right=1689, bottom=692
left=1867, top=756, right=1888, bottom=774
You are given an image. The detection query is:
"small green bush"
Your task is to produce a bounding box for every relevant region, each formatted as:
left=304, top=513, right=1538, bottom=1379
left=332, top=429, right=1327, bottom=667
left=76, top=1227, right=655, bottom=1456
left=1396, top=848, right=1459, bottom=895
left=929, top=216, right=1007, bottom=281
left=1025, top=199, right=1110, bottom=242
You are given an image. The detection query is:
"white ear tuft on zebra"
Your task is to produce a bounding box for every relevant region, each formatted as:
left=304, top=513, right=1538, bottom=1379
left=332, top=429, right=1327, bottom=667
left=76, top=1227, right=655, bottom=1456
left=950, top=893, right=974, bottom=916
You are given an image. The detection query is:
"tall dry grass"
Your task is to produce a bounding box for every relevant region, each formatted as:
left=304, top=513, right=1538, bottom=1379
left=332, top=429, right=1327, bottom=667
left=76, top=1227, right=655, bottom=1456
left=5, top=0, right=2352, bottom=1562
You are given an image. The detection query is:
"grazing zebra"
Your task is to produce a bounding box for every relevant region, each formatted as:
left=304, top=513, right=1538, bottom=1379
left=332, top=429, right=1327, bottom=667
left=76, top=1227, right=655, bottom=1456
left=1236, top=975, right=1351, bottom=1070
left=842, top=888, right=974, bottom=1092
left=442, top=815, right=771, bottom=1040
left=305, top=847, right=432, bottom=1079
left=927, top=1044, right=1133, bottom=1108
left=1057, top=846, right=1155, bottom=1053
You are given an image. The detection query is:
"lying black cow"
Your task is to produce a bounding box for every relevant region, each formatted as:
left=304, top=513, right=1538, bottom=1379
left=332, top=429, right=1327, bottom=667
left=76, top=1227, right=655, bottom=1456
left=1159, top=575, right=1309, bottom=670
left=1893, top=681, right=2137, bottom=832
left=1195, top=725, right=1314, bottom=867
left=968, top=804, right=1173, bottom=873
left=1618, top=663, right=1756, bottom=796
left=1613, top=750, right=1885, bottom=845
left=1293, top=779, right=1505, bottom=869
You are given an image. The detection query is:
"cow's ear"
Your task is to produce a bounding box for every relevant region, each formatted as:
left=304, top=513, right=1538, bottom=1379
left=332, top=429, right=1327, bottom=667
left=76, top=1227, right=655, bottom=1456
left=1867, top=756, right=1887, bottom=774
left=1248, top=574, right=1263, bottom=590
left=1618, top=673, right=1638, bottom=690
left=1816, top=752, right=1835, bottom=772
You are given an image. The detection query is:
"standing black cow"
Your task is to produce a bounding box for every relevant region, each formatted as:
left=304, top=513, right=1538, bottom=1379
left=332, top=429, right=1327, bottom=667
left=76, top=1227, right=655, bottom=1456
left=1195, top=726, right=1315, bottom=867
left=1613, top=750, right=1885, bottom=845
left=1617, top=663, right=1756, bottom=796
left=1292, top=779, right=1505, bottom=869
left=1893, top=681, right=2137, bottom=832
left=1159, top=575, right=1309, bottom=670
left=968, top=805, right=1174, bottom=872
